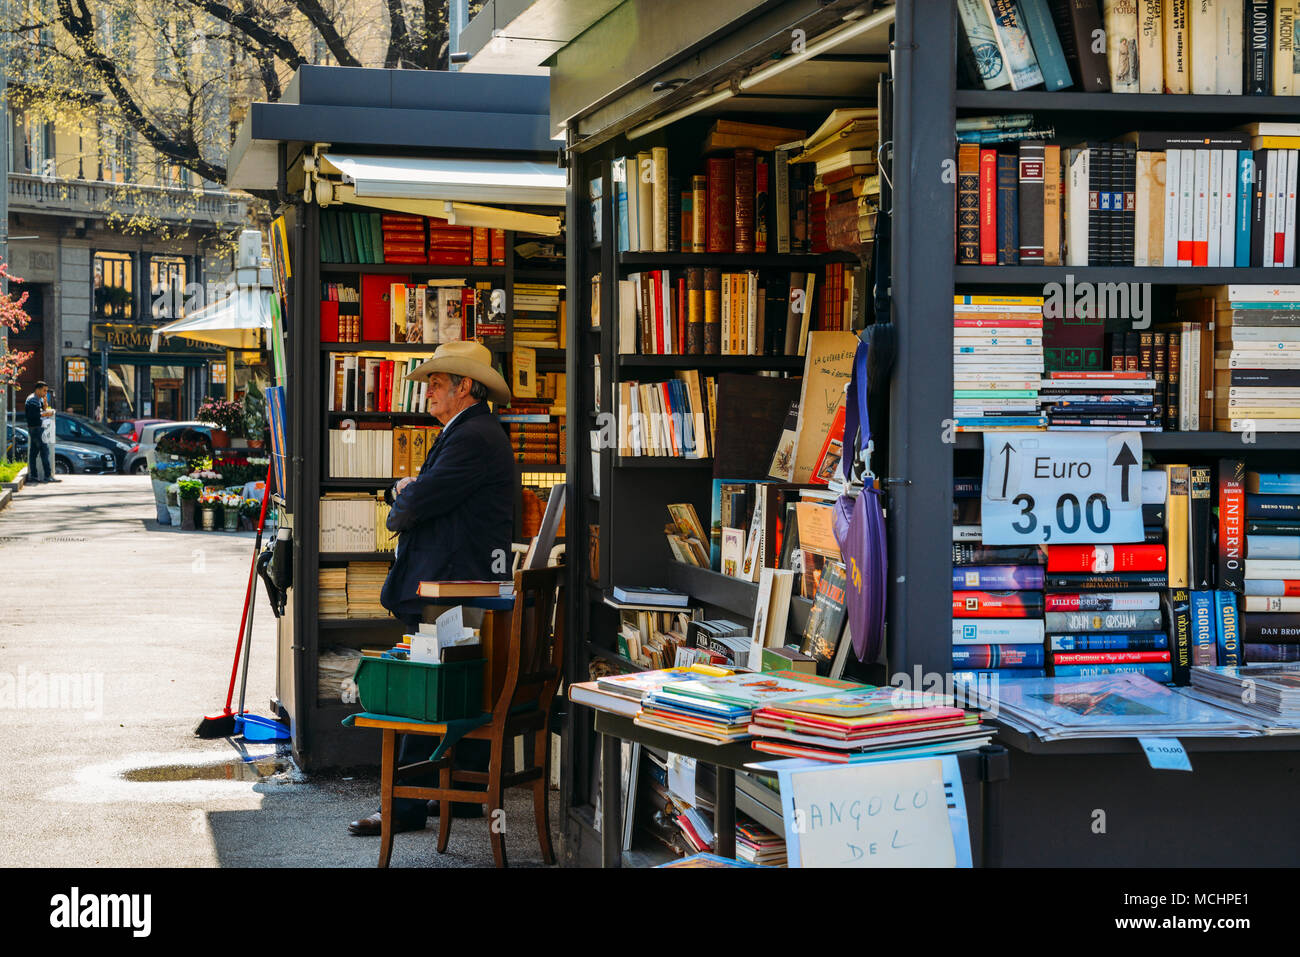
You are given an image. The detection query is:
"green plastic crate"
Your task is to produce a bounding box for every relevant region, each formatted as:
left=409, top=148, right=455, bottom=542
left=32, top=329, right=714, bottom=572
left=353, top=657, right=485, bottom=722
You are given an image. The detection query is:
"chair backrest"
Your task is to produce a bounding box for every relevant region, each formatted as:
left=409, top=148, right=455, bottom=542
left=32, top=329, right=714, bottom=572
left=494, top=565, right=565, bottom=719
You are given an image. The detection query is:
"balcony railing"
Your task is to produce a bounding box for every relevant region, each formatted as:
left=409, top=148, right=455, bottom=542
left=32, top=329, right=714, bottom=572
left=7, top=173, right=251, bottom=227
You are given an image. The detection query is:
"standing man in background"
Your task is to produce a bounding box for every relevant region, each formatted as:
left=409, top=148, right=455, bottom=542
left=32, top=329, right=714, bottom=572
left=25, top=381, right=57, bottom=483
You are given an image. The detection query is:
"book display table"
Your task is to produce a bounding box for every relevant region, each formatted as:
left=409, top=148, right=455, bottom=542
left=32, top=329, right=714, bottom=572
left=591, top=708, right=1009, bottom=868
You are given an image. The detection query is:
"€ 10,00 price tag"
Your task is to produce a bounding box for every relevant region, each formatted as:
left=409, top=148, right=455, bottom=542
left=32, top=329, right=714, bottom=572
left=980, top=431, right=1144, bottom=545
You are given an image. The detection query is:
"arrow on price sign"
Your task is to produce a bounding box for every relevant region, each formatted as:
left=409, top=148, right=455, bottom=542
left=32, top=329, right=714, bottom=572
left=980, top=431, right=1145, bottom=546
left=1112, top=441, right=1137, bottom=503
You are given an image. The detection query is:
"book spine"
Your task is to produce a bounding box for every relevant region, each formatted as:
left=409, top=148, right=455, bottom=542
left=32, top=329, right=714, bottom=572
left=1166, top=587, right=1192, bottom=685
left=754, top=155, right=769, bottom=254
left=1070, top=0, right=1112, bottom=89
left=1219, top=458, right=1247, bottom=591
left=952, top=644, right=1046, bottom=668
left=1164, top=0, right=1191, bottom=93
left=1190, top=465, right=1214, bottom=588
left=1177, top=149, right=1195, bottom=266
left=1018, top=141, right=1046, bottom=263
left=691, top=175, right=708, bottom=253
left=1276, top=1, right=1297, bottom=95
left=951, top=590, right=1046, bottom=616
left=1051, top=662, right=1173, bottom=680
left=706, top=158, right=735, bottom=253
left=952, top=565, right=1046, bottom=589
left=1163, top=148, right=1181, bottom=266
left=1050, top=632, right=1169, bottom=650
left=1221, top=149, right=1238, bottom=267
left=1021, top=0, right=1074, bottom=89
left=1190, top=0, right=1219, bottom=93
left=703, top=268, right=722, bottom=355
left=1248, top=0, right=1274, bottom=94
left=997, top=153, right=1020, bottom=264
left=958, top=0, right=1014, bottom=89
left=1219, top=0, right=1245, bottom=93
left=1215, top=591, right=1242, bottom=665
left=1190, top=589, right=1217, bottom=666
left=1139, top=0, right=1165, bottom=92
left=637, top=151, right=655, bottom=252
left=958, top=144, right=982, bottom=264
left=985, top=0, right=1046, bottom=89
left=652, top=147, right=669, bottom=253
left=1088, top=144, right=1107, bottom=267
left=1044, top=609, right=1165, bottom=631
left=1207, top=148, right=1223, bottom=268
left=1192, top=147, right=1210, bottom=267
left=980, top=148, right=999, bottom=264
left=1104, top=0, right=1140, bottom=92
left=1044, top=144, right=1063, bottom=265
left=734, top=148, right=756, bottom=254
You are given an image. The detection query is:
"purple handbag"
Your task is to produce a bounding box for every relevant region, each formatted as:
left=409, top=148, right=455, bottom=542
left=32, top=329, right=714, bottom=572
left=832, top=338, right=887, bottom=662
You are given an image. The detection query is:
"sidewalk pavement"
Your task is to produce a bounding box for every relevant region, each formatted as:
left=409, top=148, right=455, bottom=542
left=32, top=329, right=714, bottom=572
left=0, top=475, right=557, bottom=867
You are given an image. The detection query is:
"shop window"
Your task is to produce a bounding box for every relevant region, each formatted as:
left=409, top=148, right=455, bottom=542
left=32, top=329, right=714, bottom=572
left=93, top=251, right=135, bottom=320
left=64, top=358, right=90, bottom=417
left=150, top=255, right=188, bottom=319
left=105, top=364, right=136, bottom=422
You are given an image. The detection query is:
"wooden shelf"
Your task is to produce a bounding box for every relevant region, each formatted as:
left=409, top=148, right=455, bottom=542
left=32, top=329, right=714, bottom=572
left=955, top=90, right=1300, bottom=115
left=616, top=354, right=805, bottom=372
left=617, top=251, right=858, bottom=271
left=954, top=266, right=1300, bottom=285
left=320, top=262, right=506, bottom=277
left=614, top=456, right=713, bottom=468
left=954, top=432, right=1299, bottom=451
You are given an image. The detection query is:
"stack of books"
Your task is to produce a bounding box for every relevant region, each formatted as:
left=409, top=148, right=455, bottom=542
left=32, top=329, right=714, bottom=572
left=380, top=214, right=427, bottom=264
left=1217, top=285, right=1300, bottom=432
left=328, top=426, right=394, bottom=478
left=318, top=567, right=348, bottom=618
left=325, top=353, right=434, bottom=413
left=952, top=294, right=1046, bottom=431
left=500, top=402, right=565, bottom=465
left=319, top=493, right=397, bottom=553
left=635, top=670, right=859, bottom=745
left=346, top=562, right=389, bottom=618
left=512, top=284, right=564, bottom=349
left=791, top=108, right=880, bottom=256
left=952, top=495, right=1048, bottom=683
left=960, top=1, right=1300, bottom=96
left=1190, top=664, right=1300, bottom=720
left=1045, top=544, right=1172, bottom=682
left=747, top=687, right=992, bottom=762
left=427, top=217, right=473, bottom=266
left=1038, top=370, right=1161, bottom=431
left=1242, top=471, right=1300, bottom=663
left=734, top=816, right=786, bottom=867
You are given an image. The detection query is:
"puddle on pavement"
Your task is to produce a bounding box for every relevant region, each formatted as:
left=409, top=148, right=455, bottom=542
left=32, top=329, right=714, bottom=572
left=121, top=756, right=290, bottom=783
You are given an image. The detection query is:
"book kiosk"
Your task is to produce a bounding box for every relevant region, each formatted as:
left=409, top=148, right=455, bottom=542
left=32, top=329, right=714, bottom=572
left=487, top=0, right=1300, bottom=867
left=226, top=66, right=569, bottom=770
left=486, top=0, right=1012, bottom=867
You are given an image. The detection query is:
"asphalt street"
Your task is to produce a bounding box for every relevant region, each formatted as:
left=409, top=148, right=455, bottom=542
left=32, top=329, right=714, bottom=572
left=0, top=474, right=557, bottom=867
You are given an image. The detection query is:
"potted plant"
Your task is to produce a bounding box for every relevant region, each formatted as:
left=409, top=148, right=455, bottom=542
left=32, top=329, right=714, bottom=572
left=238, top=497, right=262, bottom=531
left=197, top=398, right=246, bottom=449
left=177, top=478, right=203, bottom=529
left=221, top=492, right=243, bottom=531
left=198, top=489, right=221, bottom=530
left=165, top=484, right=182, bottom=527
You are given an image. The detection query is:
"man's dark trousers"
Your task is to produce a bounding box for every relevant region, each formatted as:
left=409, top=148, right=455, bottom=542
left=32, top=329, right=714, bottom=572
left=27, top=433, right=51, bottom=481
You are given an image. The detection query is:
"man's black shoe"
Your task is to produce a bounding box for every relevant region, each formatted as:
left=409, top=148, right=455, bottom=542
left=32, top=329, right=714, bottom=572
left=348, top=812, right=426, bottom=836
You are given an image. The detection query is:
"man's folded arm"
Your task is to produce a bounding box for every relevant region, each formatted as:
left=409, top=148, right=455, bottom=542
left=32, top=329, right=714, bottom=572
left=386, top=434, right=485, bottom=532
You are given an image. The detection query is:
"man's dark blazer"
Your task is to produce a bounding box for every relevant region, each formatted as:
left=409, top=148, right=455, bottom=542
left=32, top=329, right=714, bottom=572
left=379, top=401, right=516, bottom=620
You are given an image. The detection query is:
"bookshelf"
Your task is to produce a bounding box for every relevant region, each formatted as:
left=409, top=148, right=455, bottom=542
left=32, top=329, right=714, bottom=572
left=284, top=199, right=568, bottom=769
left=908, top=0, right=1300, bottom=865
left=561, top=90, right=886, bottom=863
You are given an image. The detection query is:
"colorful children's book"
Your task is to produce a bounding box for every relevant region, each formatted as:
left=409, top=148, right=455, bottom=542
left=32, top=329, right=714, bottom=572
left=659, top=669, right=863, bottom=710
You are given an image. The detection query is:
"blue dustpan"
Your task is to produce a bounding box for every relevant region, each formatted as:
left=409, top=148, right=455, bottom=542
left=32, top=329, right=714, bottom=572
left=234, top=713, right=291, bottom=741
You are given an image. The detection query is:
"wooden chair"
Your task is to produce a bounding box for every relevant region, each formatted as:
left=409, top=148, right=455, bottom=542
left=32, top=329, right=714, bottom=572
left=351, top=566, right=565, bottom=868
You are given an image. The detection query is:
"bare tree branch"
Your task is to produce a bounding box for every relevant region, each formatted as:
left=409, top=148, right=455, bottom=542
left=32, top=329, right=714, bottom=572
left=291, top=0, right=362, bottom=67
left=179, top=0, right=307, bottom=71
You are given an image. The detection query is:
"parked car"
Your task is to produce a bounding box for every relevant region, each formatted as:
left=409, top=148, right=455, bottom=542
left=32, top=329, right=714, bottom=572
left=7, top=426, right=118, bottom=475
left=115, top=418, right=171, bottom=444
left=54, top=412, right=136, bottom=473
left=140, top=421, right=218, bottom=471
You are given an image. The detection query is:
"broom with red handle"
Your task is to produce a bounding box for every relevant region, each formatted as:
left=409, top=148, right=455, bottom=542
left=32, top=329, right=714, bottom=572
left=194, top=461, right=274, bottom=738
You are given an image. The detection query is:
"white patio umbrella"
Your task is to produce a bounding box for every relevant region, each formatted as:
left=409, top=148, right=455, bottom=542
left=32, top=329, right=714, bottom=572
left=149, top=287, right=272, bottom=351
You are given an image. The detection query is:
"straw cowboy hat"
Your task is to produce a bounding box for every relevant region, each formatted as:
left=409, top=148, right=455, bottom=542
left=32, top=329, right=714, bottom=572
left=407, top=340, right=512, bottom=405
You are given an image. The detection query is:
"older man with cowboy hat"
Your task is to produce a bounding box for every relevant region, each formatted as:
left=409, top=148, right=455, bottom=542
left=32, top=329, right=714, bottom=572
left=350, top=340, right=516, bottom=837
